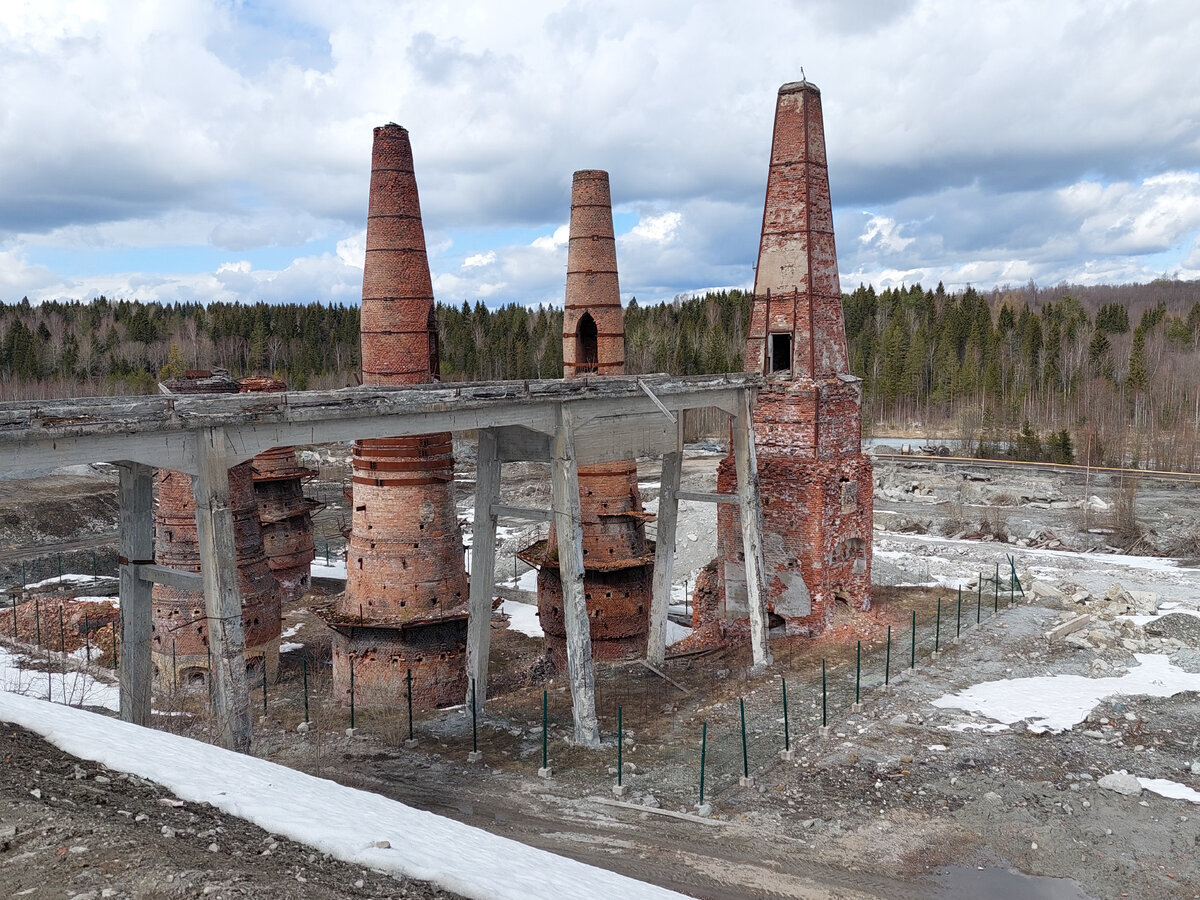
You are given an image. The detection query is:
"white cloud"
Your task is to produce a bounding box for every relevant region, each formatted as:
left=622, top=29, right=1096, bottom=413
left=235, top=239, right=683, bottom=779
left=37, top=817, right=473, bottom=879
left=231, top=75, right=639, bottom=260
left=531, top=225, right=569, bottom=251
left=4, top=0, right=1200, bottom=304
left=629, top=211, right=681, bottom=243
left=463, top=250, right=497, bottom=268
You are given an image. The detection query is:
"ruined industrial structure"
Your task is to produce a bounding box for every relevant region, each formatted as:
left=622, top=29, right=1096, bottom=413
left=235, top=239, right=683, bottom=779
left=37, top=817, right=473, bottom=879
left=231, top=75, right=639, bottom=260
left=151, top=370, right=282, bottom=689
left=317, top=124, right=471, bottom=709
left=709, top=79, right=873, bottom=634
left=520, top=170, right=655, bottom=665
left=237, top=376, right=319, bottom=602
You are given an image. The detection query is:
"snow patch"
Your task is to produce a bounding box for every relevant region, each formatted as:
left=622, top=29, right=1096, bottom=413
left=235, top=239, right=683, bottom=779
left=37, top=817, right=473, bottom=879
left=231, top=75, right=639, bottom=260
left=931, top=654, right=1200, bottom=733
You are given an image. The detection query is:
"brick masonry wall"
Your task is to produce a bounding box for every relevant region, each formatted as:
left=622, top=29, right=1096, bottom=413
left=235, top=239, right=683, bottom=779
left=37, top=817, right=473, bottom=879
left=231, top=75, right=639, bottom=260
left=709, top=81, right=874, bottom=635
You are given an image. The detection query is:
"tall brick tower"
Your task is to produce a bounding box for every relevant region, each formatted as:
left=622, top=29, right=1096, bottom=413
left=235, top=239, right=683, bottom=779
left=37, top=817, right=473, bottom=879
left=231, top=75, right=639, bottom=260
left=151, top=370, right=282, bottom=690
left=238, top=376, right=319, bottom=603
left=521, top=170, right=655, bottom=664
left=319, top=124, right=470, bottom=709
left=713, top=81, right=873, bottom=634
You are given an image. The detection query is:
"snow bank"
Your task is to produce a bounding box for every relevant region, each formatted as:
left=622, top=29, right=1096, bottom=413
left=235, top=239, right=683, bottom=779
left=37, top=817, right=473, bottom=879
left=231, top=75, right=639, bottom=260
left=0, top=691, right=684, bottom=900
left=931, top=654, right=1200, bottom=733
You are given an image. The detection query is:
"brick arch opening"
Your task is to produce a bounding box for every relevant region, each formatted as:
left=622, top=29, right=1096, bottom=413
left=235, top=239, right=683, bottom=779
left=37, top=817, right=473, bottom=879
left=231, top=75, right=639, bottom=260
left=427, top=307, right=440, bottom=380
left=577, top=312, right=598, bottom=374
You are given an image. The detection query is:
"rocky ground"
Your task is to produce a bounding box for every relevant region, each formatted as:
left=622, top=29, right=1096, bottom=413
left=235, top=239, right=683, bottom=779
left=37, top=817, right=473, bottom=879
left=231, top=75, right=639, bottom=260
left=4, top=445, right=1200, bottom=898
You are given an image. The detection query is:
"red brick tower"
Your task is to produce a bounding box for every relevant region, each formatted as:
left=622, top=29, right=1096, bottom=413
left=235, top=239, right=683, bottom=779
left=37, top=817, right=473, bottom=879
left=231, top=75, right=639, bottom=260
left=712, top=81, right=873, bottom=634
left=318, top=124, right=470, bottom=709
left=237, top=377, right=319, bottom=603
left=521, top=170, right=655, bottom=664
left=151, top=370, right=282, bottom=690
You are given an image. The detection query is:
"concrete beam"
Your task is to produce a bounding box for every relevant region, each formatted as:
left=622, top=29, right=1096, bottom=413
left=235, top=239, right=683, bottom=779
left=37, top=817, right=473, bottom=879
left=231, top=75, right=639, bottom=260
left=0, top=374, right=760, bottom=476
left=491, top=504, right=552, bottom=523
left=466, top=428, right=501, bottom=713
left=732, top=390, right=772, bottom=670
left=549, top=405, right=600, bottom=748
left=648, top=421, right=683, bottom=667
left=674, top=490, right=738, bottom=505
left=191, top=427, right=253, bottom=753
left=134, top=564, right=204, bottom=591
left=117, top=461, right=154, bottom=727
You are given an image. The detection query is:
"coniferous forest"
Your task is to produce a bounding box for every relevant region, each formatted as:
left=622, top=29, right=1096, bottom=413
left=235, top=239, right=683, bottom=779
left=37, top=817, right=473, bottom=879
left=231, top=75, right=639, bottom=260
left=3, top=279, right=1200, bottom=471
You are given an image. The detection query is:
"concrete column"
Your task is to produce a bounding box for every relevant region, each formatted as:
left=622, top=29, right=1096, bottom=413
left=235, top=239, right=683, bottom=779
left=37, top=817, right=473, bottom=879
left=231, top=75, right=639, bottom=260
left=117, top=461, right=154, bottom=726
left=733, top=390, right=772, bottom=670
left=192, top=427, right=253, bottom=753
left=549, top=406, right=600, bottom=747
left=466, top=428, right=501, bottom=712
left=647, top=424, right=683, bottom=666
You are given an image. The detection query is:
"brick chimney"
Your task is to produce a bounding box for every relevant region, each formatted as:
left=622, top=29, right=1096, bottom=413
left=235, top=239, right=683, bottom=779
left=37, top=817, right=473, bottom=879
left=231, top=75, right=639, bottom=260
left=237, top=376, right=319, bottom=603
left=522, top=170, right=655, bottom=664
left=152, top=370, right=282, bottom=691
left=710, top=81, right=873, bottom=634
left=319, top=124, right=470, bottom=709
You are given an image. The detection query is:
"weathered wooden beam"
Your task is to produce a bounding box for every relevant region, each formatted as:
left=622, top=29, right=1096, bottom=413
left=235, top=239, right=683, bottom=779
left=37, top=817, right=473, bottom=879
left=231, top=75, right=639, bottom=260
left=491, top=504, right=552, bottom=522
left=647, top=422, right=683, bottom=667
left=191, top=427, right=253, bottom=753
left=117, top=461, right=154, bottom=727
left=134, top=563, right=204, bottom=591
left=732, top=390, right=772, bottom=670
left=674, top=490, right=738, bottom=505
left=467, top=429, right=501, bottom=713
left=550, top=405, right=600, bottom=748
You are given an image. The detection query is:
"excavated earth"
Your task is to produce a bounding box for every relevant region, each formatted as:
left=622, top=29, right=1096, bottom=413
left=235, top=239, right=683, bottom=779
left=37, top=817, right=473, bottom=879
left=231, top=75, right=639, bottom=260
left=3, top=445, right=1200, bottom=899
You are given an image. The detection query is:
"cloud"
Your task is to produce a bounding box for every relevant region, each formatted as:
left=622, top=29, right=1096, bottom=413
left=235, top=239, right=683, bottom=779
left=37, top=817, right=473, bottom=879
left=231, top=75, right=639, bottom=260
left=463, top=250, right=497, bottom=268
left=4, top=0, right=1200, bottom=305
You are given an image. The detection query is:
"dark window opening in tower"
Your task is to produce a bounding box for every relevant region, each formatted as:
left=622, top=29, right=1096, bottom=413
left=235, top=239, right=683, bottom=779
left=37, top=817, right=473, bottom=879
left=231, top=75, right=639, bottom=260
left=427, top=307, right=441, bottom=381
left=769, top=332, right=792, bottom=374
left=578, top=313, right=599, bottom=374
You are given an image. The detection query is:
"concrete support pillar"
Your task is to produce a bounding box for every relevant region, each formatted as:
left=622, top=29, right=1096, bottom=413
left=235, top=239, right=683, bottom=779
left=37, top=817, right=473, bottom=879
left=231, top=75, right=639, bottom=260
left=647, top=423, right=683, bottom=666
left=466, top=428, right=501, bottom=713
left=117, top=461, right=154, bottom=726
left=192, top=427, right=253, bottom=753
left=733, top=391, right=772, bottom=670
left=549, top=406, right=600, bottom=747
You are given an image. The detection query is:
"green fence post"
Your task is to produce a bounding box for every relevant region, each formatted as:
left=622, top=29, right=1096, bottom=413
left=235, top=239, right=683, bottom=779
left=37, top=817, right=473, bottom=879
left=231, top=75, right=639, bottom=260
left=739, top=698, right=749, bottom=779
left=172, top=638, right=177, bottom=692
left=699, top=722, right=708, bottom=805
left=885, top=625, right=892, bottom=686
left=855, top=641, right=861, bottom=706
left=542, top=690, right=549, bottom=772
left=302, top=657, right=310, bottom=724
left=406, top=668, right=414, bottom=742
left=349, top=655, right=355, bottom=730
left=956, top=586, right=962, bottom=638
left=977, top=576, right=982, bottom=624
left=618, top=706, right=624, bottom=787
left=910, top=609, right=916, bottom=669
left=262, top=659, right=268, bottom=717
left=935, top=597, right=941, bottom=654
left=782, top=677, right=790, bottom=752
left=821, top=659, right=827, bottom=728
left=994, top=562, right=999, bottom=613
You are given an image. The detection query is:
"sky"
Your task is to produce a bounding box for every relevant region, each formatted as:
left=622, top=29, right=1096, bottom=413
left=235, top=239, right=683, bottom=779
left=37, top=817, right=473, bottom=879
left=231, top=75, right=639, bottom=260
left=2, top=0, right=1200, bottom=309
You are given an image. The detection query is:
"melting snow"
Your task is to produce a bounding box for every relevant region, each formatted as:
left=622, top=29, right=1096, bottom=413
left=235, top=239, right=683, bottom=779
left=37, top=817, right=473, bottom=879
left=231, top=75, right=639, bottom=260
left=932, top=654, right=1200, bottom=733
left=0, top=691, right=683, bottom=899
left=1138, top=777, right=1200, bottom=803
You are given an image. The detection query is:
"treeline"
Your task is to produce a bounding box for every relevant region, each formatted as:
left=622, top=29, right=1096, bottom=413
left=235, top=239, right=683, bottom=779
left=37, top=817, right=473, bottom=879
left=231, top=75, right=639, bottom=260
left=4, top=280, right=1200, bottom=470
left=0, top=290, right=750, bottom=395
left=845, top=279, right=1200, bottom=470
